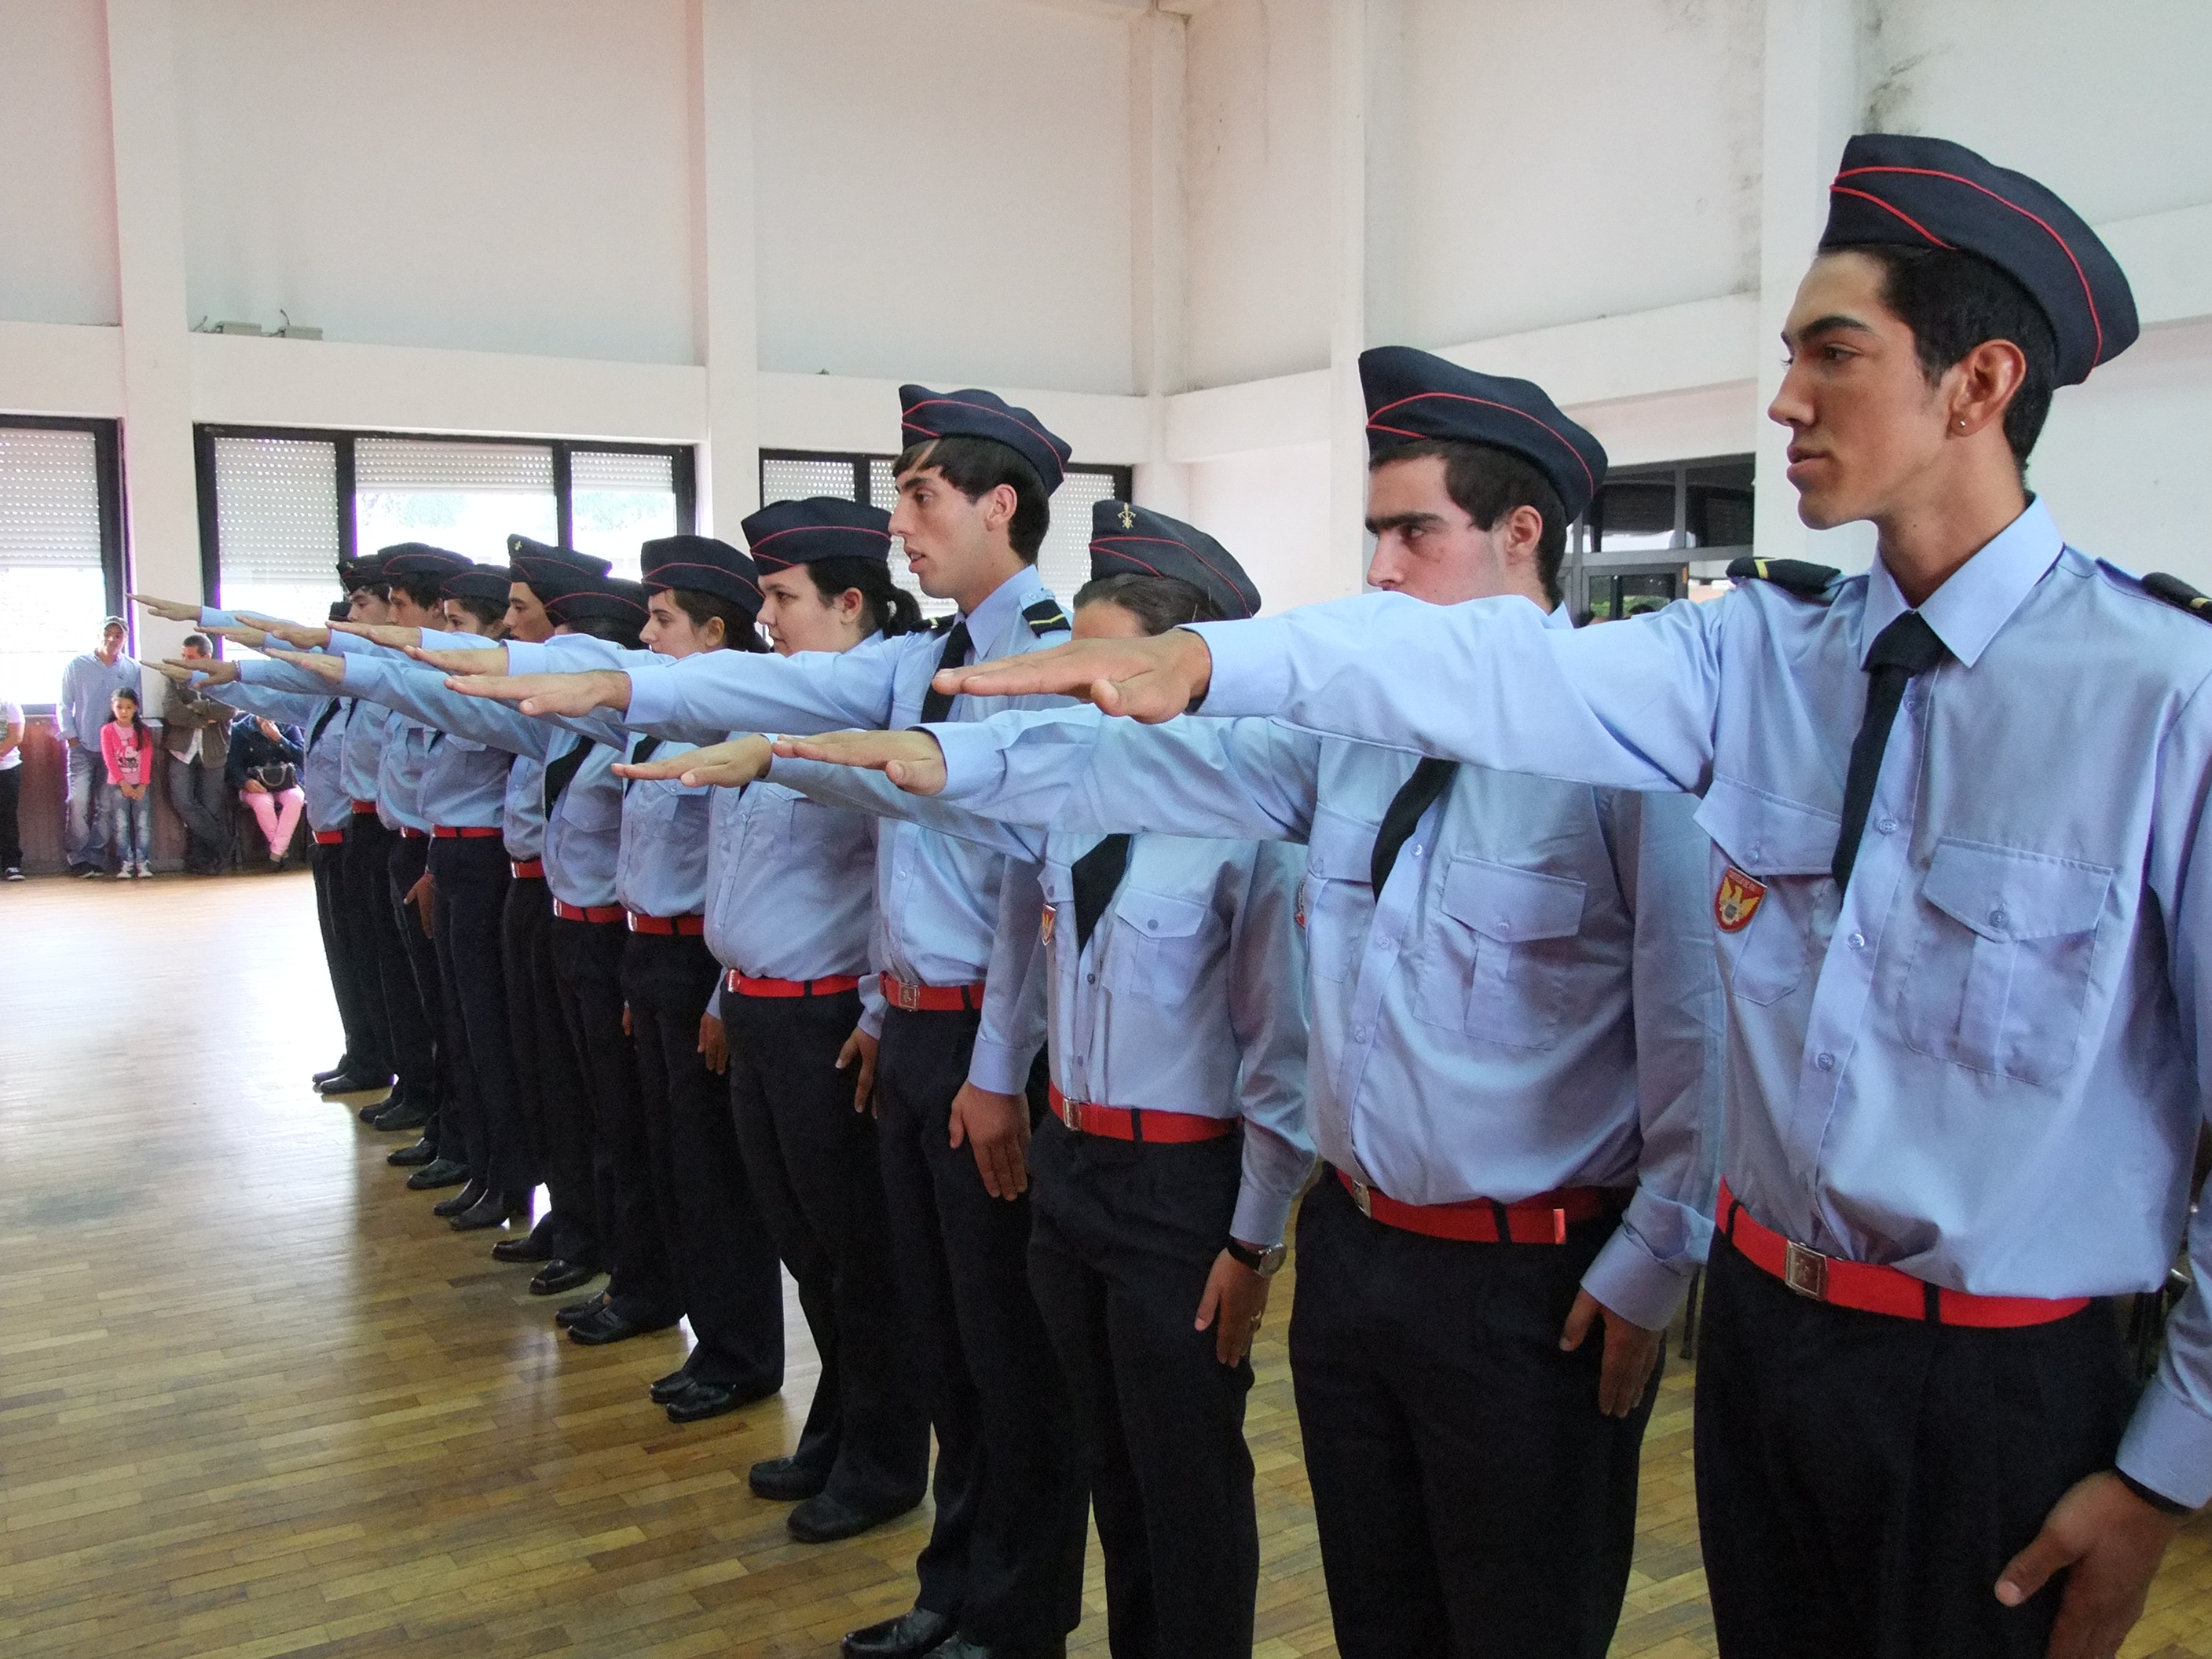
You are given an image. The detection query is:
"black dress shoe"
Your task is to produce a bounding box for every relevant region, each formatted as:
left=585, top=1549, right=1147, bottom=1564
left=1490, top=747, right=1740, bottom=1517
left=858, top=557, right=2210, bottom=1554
left=368, top=1097, right=430, bottom=1132
left=553, top=1290, right=610, bottom=1328
left=432, top=1178, right=487, bottom=1218
left=841, top=1608, right=956, bottom=1659
left=320, top=1071, right=394, bottom=1097
left=405, top=1158, right=471, bottom=1192
left=789, top=1489, right=917, bottom=1544
left=566, top=1306, right=678, bottom=1346
left=649, top=1367, right=695, bottom=1404
left=928, top=1639, right=1064, bottom=1659
left=749, top=1454, right=830, bottom=1502
left=531, top=1260, right=599, bottom=1297
left=666, top=1376, right=777, bottom=1424
left=312, top=1061, right=353, bottom=1086
left=491, top=1230, right=555, bottom=1263
left=450, top=1189, right=529, bottom=1232
left=387, top=1136, right=439, bottom=1167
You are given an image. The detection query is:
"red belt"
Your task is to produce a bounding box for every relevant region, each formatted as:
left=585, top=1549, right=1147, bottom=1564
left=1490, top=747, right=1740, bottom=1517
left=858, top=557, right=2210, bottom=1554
left=350, top=800, right=377, bottom=815
left=313, top=830, right=346, bottom=845
left=552, top=900, right=625, bottom=925
left=510, top=859, right=544, bottom=880
left=881, top=974, right=987, bottom=1013
left=627, top=911, right=706, bottom=936
left=727, top=971, right=862, bottom=998
left=433, top=825, right=502, bottom=839
left=1049, top=1083, right=1236, bottom=1144
left=1717, top=1180, right=2090, bottom=1328
left=398, top=827, right=427, bottom=840
left=1337, top=1168, right=1624, bottom=1244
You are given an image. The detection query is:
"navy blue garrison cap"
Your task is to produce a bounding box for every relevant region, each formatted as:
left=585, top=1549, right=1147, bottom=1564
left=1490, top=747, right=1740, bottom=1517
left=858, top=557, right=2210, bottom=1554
left=1089, top=500, right=1262, bottom=621
left=441, top=564, right=512, bottom=606
left=379, top=544, right=472, bottom=582
left=742, top=497, right=895, bottom=573
left=1359, top=346, right=1608, bottom=522
left=336, top=551, right=386, bottom=591
left=507, top=537, right=613, bottom=603
left=545, top=577, right=649, bottom=631
left=899, top=384, right=1073, bottom=494
left=641, top=535, right=763, bottom=615
left=1821, top=134, right=2137, bottom=385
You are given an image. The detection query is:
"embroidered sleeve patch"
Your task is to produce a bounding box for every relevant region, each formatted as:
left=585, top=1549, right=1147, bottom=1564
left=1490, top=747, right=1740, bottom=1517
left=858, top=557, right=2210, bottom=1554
left=1714, top=866, right=1768, bottom=932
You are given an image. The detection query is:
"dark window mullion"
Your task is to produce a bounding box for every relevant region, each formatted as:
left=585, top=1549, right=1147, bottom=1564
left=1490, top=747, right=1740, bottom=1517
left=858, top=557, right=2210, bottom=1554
left=552, top=444, right=574, bottom=550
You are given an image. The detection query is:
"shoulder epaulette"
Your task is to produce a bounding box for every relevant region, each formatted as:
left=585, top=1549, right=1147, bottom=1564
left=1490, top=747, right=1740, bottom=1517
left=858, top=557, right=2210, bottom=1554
left=2141, top=572, right=2212, bottom=622
left=1727, top=555, right=1841, bottom=600
left=1024, top=598, right=1071, bottom=637
left=930, top=613, right=960, bottom=637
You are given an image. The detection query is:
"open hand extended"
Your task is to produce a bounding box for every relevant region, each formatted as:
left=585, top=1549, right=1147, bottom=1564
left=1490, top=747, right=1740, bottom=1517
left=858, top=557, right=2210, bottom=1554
left=932, top=630, right=1214, bottom=722
left=613, top=735, right=771, bottom=790
left=771, top=730, right=948, bottom=795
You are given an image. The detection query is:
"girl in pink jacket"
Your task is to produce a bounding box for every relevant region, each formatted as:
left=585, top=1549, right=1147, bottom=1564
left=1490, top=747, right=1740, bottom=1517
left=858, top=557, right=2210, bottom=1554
left=99, top=686, right=156, bottom=877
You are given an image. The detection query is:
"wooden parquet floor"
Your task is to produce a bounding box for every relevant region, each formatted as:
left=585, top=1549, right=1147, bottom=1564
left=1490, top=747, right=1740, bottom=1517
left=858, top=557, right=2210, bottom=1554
left=7, top=875, right=2212, bottom=1658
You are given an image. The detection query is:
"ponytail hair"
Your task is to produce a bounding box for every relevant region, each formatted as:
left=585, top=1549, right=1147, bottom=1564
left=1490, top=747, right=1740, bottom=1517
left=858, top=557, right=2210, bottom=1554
left=112, top=684, right=147, bottom=737
left=801, top=555, right=925, bottom=639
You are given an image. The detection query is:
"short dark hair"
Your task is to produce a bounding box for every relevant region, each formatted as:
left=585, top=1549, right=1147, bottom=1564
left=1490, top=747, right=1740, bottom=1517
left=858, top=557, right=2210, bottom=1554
left=1855, top=244, right=2058, bottom=474
left=561, top=613, right=643, bottom=651
left=181, top=632, right=212, bottom=653
left=390, top=573, right=447, bottom=613
left=326, top=602, right=351, bottom=622
left=798, top=555, right=925, bottom=639
left=1072, top=572, right=1222, bottom=635
left=893, top=434, right=1052, bottom=562
left=1369, top=438, right=1569, bottom=606
left=445, top=594, right=505, bottom=631
left=666, top=588, right=768, bottom=653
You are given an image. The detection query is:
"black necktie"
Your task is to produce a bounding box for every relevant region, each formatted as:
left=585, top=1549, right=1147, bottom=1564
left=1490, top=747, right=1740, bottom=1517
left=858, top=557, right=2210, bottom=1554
left=544, top=732, right=592, bottom=814
left=1371, top=757, right=1459, bottom=893
left=917, top=619, right=973, bottom=725
left=1071, top=833, right=1133, bottom=951
left=623, top=734, right=663, bottom=795
left=1832, top=611, right=1947, bottom=890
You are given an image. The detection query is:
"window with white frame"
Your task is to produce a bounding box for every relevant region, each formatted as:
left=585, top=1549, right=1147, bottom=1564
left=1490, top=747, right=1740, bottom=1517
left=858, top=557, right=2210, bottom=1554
left=0, top=419, right=123, bottom=707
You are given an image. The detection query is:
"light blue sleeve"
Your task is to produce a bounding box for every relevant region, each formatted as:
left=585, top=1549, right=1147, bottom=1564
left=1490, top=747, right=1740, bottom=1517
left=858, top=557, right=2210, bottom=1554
left=1224, top=840, right=1316, bottom=1246
left=929, top=705, right=1321, bottom=844
left=1189, top=591, right=1728, bottom=794
left=208, top=680, right=331, bottom=727
left=505, top=636, right=657, bottom=674
left=239, top=655, right=348, bottom=699
left=337, top=654, right=562, bottom=760
left=1575, top=789, right=1724, bottom=1331
left=625, top=635, right=906, bottom=742
left=969, top=853, right=1049, bottom=1095
left=767, top=753, right=1045, bottom=862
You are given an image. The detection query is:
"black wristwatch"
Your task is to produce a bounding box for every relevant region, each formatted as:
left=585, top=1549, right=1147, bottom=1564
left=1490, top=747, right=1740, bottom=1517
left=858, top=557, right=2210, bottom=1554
left=1225, top=1237, right=1287, bottom=1277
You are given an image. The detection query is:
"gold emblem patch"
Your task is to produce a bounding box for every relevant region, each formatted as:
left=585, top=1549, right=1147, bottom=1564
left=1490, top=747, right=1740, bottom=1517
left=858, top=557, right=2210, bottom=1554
left=1041, top=903, right=1057, bottom=946
left=1713, top=866, right=1767, bottom=933
left=1119, top=503, right=1136, bottom=529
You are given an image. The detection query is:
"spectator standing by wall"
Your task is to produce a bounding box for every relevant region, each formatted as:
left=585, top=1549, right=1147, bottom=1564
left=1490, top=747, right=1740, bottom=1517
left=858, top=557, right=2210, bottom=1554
left=0, top=696, right=23, bottom=880
left=58, top=617, right=141, bottom=876
left=98, top=685, right=156, bottom=879
left=163, top=633, right=234, bottom=873
left=226, top=709, right=306, bottom=866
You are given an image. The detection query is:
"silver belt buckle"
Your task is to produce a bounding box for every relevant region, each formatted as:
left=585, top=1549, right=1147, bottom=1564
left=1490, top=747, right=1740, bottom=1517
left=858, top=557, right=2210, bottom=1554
left=1783, top=1239, right=1830, bottom=1300
left=1058, top=1094, right=1082, bottom=1132
left=1351, top=1180, right=1374, bottom=1219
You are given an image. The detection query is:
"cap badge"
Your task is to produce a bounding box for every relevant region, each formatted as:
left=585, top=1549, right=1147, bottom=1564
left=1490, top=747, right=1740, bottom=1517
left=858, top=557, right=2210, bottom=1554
left=1118, top=504, right=1136, bottom=529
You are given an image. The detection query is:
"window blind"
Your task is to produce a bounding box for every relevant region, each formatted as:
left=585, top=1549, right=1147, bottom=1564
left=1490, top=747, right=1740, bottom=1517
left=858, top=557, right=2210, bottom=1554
left=213, top=436, right=339, bottom=587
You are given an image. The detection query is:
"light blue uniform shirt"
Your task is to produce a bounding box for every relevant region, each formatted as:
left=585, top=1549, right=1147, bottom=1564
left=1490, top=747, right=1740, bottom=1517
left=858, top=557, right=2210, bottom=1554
left=240, top=657, right=386, bottom=810
left=925, top=677, right=1721, bottom=1329
left=1185, top=496, right=2212, bottom=1507
left=537, top=568, right=1071, bottom=1097
left=332, top=654, right=511, bottom=835
left=782, top=753, right=1317, bottom=1247
left=59, top=650, right=142, bottom=747
left=207, top=682, right=351, bottom=833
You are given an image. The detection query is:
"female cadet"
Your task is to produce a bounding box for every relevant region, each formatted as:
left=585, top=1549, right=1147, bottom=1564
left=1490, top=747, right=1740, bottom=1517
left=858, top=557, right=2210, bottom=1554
left=415, top=539, right=790, bottom=1423
left=673, top=507, right=1315, bottom=1659
left=622, top=497, right=931, bottom=1544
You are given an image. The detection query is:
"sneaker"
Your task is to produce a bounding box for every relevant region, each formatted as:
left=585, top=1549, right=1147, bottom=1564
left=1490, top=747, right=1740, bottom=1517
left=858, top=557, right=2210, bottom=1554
left=136, top=862, right=154, bottom=878
left=2, top=867, right=21, bottom=881
left=78, top=866, right=104, bottom=880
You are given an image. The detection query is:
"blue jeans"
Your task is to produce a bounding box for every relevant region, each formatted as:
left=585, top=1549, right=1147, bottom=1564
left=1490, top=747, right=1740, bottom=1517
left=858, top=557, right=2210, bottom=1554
left=101, top=786, right=155, bottom=869
left=65, top=742, right=106, bottom=866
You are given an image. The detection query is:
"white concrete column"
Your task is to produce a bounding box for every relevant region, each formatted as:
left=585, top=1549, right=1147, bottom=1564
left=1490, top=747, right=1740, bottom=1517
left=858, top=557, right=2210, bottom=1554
left=104, top=0, right=200, bottom=678
left=1753, top=0, right=1870, bottom=568
left=1324, top=0, right=1371, bottom=599
left=1130, top=6, right=1191, bottom=518
left=690, top=0, right=760, bottom=537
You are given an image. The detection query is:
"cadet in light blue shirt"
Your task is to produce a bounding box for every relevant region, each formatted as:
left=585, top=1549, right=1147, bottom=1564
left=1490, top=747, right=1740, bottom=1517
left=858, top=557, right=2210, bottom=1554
left=931, top=140, right=2195, bottom=1659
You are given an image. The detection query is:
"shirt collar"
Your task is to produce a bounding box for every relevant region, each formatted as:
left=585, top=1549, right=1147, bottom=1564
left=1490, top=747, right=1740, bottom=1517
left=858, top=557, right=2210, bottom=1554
left=1859, top=496, right=2063, bottom=669
left=1539, top=598, right=1572, bottom=631
left=961, top=562, right=1046, bottom=643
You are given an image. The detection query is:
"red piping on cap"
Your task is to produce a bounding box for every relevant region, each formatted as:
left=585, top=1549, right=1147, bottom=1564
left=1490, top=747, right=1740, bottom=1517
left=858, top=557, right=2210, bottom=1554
left=1829, top=185, right=1954, bottom=251
left=900, top=399, right=1070, bottom=466
left=1366, top=393, right=1597, bottom=502
left=643, top=558, right=762, bottom=599
left=1090, top=533, right=1254, bottom=617
left=1834, top=164, right=2104, bottom=365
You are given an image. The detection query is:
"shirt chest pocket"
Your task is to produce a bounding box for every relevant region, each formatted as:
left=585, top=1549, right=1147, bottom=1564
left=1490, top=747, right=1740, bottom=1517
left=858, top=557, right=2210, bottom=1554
left=561, top=779, right=623, bottom=837
left=1694, top=777, right=1836, bottom=1006
left=1899, top=840, right=2111, bottom=1086
left=1100, top=886, right=1216, bottom=1004
left=1416, top=856, right=1587, bottom=1049
left=1299, top=804, right=1376, bottom=983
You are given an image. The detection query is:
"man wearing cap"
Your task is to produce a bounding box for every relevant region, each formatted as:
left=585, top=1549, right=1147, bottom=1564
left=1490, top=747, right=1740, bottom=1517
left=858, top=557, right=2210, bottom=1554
left=57, top=617, right=141, bottom=875
left=785, top=386, right=1722, bottom=1658
left=447, top=386, right=1086, bottom=1659
left=943, top=136, right=2208, bottom=1657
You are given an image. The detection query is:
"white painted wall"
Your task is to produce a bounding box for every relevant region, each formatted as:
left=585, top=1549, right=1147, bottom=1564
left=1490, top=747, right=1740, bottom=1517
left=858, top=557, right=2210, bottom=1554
left=174, top=0, right=696, bottom=364
left=1187, top=442, right=1339, bottom=612
left=0, top=0, right=120, bottom=327
left=750, top=0, right=1136, bottom=394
